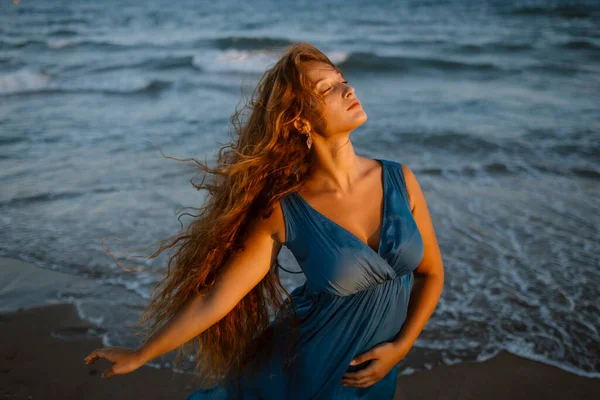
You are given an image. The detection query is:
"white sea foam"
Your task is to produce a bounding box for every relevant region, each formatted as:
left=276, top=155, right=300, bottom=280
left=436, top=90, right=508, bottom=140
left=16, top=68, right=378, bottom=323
left=0, top=69, right=52, bottom=95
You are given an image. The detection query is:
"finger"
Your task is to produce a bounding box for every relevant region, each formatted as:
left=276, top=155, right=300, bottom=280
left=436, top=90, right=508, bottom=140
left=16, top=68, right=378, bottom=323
left=102, top=367, right=115, bottom=379
left=86, top=348, right=115, bottom=364
left=349, top=354, right=367, bottom=366
left=342, top=378, right=372, bottom=387
left=357, top=375, right=375, bottom=385
left=345, top=375, right=375, bottom=386
left=343, top=369, right=369, bottom=379
left=95, top=348, right=116, bottom=363
left=343, top=363, right=376, bottom=380
left=84, top=350, right=102, bottom=364
left=354, top=380, right=374, bottom=388
left=343, top=380, right=373, bottom=388
left=342, top=372, right=374, bottom=386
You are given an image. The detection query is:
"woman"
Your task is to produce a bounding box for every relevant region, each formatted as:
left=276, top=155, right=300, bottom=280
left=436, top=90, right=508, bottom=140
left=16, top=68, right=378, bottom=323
left=84, top=41, right=444, bottom=399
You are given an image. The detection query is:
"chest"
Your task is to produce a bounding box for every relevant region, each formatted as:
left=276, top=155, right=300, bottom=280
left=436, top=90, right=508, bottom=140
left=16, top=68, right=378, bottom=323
left=303, top=195, right=383, bottom=253
left=295, top=167, right=385, bottom=254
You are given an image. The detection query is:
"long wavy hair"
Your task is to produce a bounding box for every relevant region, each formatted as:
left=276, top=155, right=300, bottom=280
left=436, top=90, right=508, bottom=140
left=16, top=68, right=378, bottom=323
left=111, top=42, right=343, bottom=390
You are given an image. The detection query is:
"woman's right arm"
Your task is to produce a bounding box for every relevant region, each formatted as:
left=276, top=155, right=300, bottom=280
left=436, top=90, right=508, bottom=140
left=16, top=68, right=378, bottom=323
left=136, top=213, right=282, bottom=364
left=84, top=206, right=283, bottom=377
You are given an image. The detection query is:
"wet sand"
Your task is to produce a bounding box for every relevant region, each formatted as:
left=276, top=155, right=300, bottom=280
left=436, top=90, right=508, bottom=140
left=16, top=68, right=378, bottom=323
left=1, top=257, right=598, bottom=399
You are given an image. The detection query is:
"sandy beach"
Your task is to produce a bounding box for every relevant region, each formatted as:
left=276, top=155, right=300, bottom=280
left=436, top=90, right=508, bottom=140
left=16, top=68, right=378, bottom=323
left=1, top=256, right=598, bottom=399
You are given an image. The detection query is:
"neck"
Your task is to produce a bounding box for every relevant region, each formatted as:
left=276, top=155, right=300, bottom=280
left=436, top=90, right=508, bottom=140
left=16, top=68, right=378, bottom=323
left=306, top=136, right=362, bottom=197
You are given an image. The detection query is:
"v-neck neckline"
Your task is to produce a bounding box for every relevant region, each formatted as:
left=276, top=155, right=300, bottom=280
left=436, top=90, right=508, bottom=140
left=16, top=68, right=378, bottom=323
left=293, top=158, right=387, bottom=257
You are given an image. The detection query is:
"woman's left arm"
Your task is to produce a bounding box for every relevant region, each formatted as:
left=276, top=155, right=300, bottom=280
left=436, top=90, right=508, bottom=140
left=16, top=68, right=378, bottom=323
left=340, top=164, right=445, bottom=387
left=391, top=164, right=445, bottom=358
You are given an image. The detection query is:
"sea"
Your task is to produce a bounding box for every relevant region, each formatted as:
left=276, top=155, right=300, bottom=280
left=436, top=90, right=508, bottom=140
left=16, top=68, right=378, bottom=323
left=1, top=0, right=599, bottom=379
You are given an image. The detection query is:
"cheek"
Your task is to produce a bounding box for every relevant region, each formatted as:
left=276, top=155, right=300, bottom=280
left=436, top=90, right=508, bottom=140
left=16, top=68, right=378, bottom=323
left=320, top=103, right=338, bottom=130
left=323, top=100, right=344, bottom=118
left=319, top=99, right=353, bottom=133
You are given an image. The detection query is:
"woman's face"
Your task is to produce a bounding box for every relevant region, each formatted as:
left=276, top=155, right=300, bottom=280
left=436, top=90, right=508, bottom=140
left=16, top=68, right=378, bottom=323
left=302, top=60, right=367, bottom=136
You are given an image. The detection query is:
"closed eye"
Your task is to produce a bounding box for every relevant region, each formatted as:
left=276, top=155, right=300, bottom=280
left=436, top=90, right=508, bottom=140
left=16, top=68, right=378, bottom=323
left=321, top=80, right=349, bottom=94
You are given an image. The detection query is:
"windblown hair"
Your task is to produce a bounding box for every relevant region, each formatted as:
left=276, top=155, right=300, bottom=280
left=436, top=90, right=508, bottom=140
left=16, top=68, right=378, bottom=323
left=116, top=42, right=343, bottom=390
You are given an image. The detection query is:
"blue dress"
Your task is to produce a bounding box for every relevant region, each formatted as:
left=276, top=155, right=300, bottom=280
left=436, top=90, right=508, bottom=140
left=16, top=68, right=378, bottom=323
left=186, top=158, right=425, bottom=399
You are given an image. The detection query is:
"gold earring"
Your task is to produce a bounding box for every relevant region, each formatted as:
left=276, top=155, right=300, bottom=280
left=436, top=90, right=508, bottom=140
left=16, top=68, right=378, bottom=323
left=302, top=129, right=312, bottom=150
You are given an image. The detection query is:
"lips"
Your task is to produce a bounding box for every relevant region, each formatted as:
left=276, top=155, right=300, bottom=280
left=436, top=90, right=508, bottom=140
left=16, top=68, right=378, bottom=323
left=347, top=100, right=360, bottom=110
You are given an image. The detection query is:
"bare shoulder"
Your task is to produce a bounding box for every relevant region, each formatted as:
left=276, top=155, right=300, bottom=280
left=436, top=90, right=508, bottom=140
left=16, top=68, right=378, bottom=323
left=400, top=163, right=416, bottom=183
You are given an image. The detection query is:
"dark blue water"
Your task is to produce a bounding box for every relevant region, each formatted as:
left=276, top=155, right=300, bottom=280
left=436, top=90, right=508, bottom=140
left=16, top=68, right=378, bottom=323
left=1, top=0, right=599, bottom=378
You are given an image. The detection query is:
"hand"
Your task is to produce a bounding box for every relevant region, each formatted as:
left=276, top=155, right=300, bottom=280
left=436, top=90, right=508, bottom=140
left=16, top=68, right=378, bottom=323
left=84, top=346, right=144, bottom=379
left=341, top=341, right=408, bottom=389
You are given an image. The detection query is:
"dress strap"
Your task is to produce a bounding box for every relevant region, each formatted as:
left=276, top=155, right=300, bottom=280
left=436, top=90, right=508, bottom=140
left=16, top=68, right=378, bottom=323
left=381, top=159, right=411, bottom=210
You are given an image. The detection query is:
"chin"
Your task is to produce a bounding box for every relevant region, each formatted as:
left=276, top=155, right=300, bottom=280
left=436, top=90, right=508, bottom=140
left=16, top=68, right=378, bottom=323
left=354, top=111, right=368, bottom=126
left=346, top=116, right=367, bottom=133
left=327, top=112, right=368, bottom=135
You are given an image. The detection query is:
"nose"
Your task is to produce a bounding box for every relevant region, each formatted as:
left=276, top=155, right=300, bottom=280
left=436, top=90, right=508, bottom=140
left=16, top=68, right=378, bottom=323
left=344, top=84, right=355, bottom=98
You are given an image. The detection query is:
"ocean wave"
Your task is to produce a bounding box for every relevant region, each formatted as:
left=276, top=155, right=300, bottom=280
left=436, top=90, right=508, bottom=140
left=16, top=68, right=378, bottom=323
left=6, top=33, right=590, bottom=79
left=48, top=28, right=79, bottom=37
left=191, top=48, right=279, bottom=74
left=0, top=136, right=26, bottom=146
left=0, top=38, right=129, bottom=51
left=336, top=50, right=592, bottom=75
left=527, top=62, right=583, bottom=75
left=337, top=52, right=498, bottom=73
left=421, top=162, right=514, bottom=177
left=86, top=55, right=200, bottom=74
left=505, top=4, right=597, bottom=19
left=522, top=129, right=600, bottom=164
left=1, top=190, right=86, bottom=207
left=457, top=41, right=534, bottom=54
left=392, top=129, right=599, bottom=179
left=397, top=131, right=501, bottom=153
left=0, top=69, right=52, bottom=95
left=42, top=35, right=295, bottom=52
left=213, top=36, right=294, bottom=50
left=185, top=47, right=347, bottom=75
left=14, top=6, right=88, bottom=20
left=34, top=36, right=287, bottom=52
left=416, top=162, right=599, bottom=180
left=447, top=129, right=598, bottom=159
left=0, top=38, right=46, bottom=49
left=17, top=37, right=175, bottom=51
left=0, top=68, right=172, bottom=96
left=46, top=38, right=131, bottom=50
left=558, top=40, right=599, bottom=50
left=571, top=168, right=600, bottom=179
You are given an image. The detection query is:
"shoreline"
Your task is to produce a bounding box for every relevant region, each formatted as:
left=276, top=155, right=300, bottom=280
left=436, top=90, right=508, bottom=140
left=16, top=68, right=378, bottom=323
left=1, top=256, right=598, bottom=399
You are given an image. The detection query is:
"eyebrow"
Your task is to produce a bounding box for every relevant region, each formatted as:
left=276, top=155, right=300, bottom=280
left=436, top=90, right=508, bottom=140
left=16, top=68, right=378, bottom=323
left=314, top=70, right=343, bottom=87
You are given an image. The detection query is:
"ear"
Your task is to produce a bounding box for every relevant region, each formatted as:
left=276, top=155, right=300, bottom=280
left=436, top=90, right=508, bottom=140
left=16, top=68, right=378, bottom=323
left=293, top=118, right=312, bottom=133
